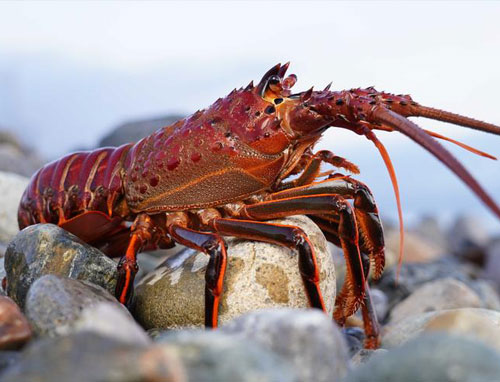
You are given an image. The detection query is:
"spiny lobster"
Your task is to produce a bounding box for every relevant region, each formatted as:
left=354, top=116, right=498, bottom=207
left=17, top=63, right=500, bottom=348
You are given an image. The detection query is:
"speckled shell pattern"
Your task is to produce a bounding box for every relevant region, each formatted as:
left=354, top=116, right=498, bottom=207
left=124, top=88, right=290, bottom=213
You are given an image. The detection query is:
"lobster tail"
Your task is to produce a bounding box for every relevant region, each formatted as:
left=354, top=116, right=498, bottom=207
left=371, top=106, right=500, bottom=219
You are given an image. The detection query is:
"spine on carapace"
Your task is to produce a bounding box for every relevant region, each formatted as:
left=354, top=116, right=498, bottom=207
left=18, top=143, right=133, bottom=229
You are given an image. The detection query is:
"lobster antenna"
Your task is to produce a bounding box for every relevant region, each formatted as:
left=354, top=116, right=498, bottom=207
left=373, top=106, right=500, bottom=220
left=423, top=129, right=497, bottom=160
left=363, top=129, right=405, bottom=280
left=413, top=105, right=500, bottom=136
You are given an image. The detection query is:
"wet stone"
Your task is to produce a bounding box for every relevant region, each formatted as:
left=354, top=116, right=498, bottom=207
left=0, top=296, right=31, bottom=350
left=221, top=309, right=349, bottom=382
left=0, top=331, right=184, bottom=382
left=133, top=216, right=336, bottom=329
left=155, top=330, right=298, bottom=382
left=345, top=333, right=500, bottom=382
left=4, top=224, right=118, bottom=308
left=25, top=275, right=149, bottom=345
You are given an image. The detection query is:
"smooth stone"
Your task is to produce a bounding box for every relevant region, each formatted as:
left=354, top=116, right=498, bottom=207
left=389, top=277, right=482, bottom=323
left=473, top=279, right=500, bottom=310
left=483, top=238, right=500, bottom=289
left=346, top=333, right=500, bottom=382
left=0, top=171, right=29, bottom=245
left=373, top=257, right=472, bottom=311
left=221, top=309, right=349, bottom=382
left=4, top=224, right=117, bottom=308
left=133, top=215, right=336, bottom=329
left=370, top=288, right=389, bottom=322
left=413, top=215, right=448, bottom=250
left=0, top=331, right=184, bottom=382
left=351, top=348, right=388, bottom=367
left=99, top=114, right=184, bottom=147
left=342, top=326, right=365, bottom=357
left=156, top=330, right=298, bottom=382
left=385, top=228, right=445, bottom=263
left=0, top=296, right=31, bottom=350
left=0, top=143, right=44, bottom=178
left=383, top=308, right=500, bottom=352
left=0, top=351, right=21, bottom=373
left=25, top=275, right=149, bottom=345
left=448, top=215, right=489, bottom=264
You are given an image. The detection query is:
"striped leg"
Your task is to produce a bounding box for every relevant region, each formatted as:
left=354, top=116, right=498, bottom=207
left=168, top=225, right=228, bottom=328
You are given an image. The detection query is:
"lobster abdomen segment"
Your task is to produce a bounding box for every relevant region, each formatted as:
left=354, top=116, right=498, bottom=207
left=18, top=143, right=133, bottom=230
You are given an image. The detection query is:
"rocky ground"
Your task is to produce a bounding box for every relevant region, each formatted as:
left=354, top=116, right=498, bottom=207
left=1, top=125, right=500, bottom=381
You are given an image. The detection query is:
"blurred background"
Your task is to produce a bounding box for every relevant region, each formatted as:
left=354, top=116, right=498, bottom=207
left=1, top=1, right=499, bottom=232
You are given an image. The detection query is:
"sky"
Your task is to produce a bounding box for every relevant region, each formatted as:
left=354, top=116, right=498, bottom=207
left=0, top=1, right=499, bottom=231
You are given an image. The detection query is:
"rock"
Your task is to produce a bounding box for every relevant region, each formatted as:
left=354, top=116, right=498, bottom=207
left=0, top=351, right=21, bottom=373
left=133, top=215, right=336, bottom=329
left=413, top=215, right=448, bottom=249
left=351, top=348, right=388, bottom=367
left=373, top=257, right=473, bottom=312
left=221, top=309, right=349, bottom=382
left=385, top=228, right=444, bottom=264
left=4, top=224, right=118, bottom=308
left=0, top=171, right=29, bottom=246
left=389, top=278, right=482, bottom=323
left=99, top=114, right=184, bottom=147
left=346, top=333, right=500, bottom=382
left=483, top=238, right=500, bottom=290
left=0, top=131, right=45, bottom=177
left=473, top=279, right=500, bottom=310
left=383, top=308, right=500, bottom=352
left=448, top=215, right=489, bottom=264
left=0, top=296, right=31, bottom=350
left=156, top=330, right=298, bottom=382
left=24, top=275, right=149, bottom=345
left=342, top=326, right=365, bottom=357
left=370, top=288, right=389, bottom=322
left=0, top=331, right=184, bottom=382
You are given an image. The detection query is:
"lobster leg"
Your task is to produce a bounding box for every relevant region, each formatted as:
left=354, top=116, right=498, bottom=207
left=239, top=193, right=365, bottom=322
left=168, top=225, right=228, bottom=328
left=279, top=150, right=360, bottom=190
left=272, top=177, right=385, bottom=279
left=310, top=216, right=381, bottom=348
left=211, top=218, right=326, bottom=311
left=115, top=214, right=155, bottom=305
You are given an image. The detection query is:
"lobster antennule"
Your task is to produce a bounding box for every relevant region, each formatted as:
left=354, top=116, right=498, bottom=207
left=372, top=106, right=500, bottom=219
left=413, top=105, right=500, bottom=136
left=423, top=129, right=497, bottom=160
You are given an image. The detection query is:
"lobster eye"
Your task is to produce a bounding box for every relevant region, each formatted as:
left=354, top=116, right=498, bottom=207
left=268, top=75, right=282, bottom=93
left=268, top=75, right=280, bottom=85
